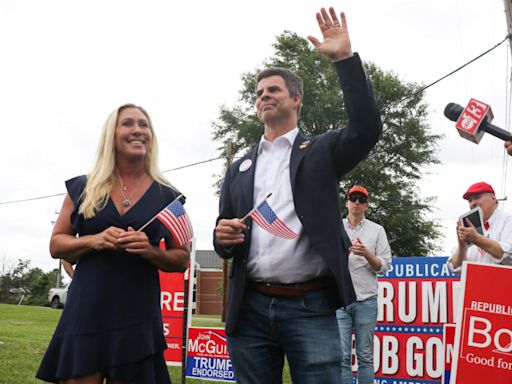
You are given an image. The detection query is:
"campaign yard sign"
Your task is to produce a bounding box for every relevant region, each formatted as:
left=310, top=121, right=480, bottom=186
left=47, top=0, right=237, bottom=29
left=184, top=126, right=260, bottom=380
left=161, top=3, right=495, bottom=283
left=370, top=256, right=460, bottom=384
left=186, top=327, right=235, bottom=382
left=450, top=262, right=512, bottom=383
left=159, top=239, right=196, bottom=366
left=442, top=324, right=456, bottom=384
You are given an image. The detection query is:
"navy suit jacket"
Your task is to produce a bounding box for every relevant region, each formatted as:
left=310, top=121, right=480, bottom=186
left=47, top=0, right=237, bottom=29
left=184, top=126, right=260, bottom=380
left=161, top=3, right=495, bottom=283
left=214, top=53, right=382, bottom=334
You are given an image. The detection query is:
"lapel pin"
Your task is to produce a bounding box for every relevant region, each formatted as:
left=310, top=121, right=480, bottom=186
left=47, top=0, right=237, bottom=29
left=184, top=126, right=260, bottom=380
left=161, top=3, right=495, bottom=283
left=239, top=159, right=252, bottom=172
left=299, top=140, right=310, bottom=149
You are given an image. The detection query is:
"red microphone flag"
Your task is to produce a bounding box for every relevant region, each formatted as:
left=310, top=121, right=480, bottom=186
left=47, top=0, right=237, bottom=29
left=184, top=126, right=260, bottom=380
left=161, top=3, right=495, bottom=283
left=455, top=98, right=494, bottom=144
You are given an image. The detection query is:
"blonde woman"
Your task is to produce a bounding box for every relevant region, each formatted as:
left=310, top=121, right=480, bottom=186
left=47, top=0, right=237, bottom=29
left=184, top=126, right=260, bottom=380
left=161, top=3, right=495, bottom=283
left=37, top=104, right=189, bottom=384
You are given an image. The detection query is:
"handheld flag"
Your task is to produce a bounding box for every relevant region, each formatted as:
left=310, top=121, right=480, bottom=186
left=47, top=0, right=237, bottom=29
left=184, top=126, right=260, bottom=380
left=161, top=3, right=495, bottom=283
left=249, top=200, right=299, bottom=240
left=156, top=199, right=194, bottom=246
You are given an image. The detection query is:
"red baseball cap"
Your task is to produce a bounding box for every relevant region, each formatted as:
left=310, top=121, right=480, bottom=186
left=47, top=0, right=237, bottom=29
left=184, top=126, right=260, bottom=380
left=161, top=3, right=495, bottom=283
left=348, top=185, right=368, bottom=198
left=462, top=182, right=495, bottom=200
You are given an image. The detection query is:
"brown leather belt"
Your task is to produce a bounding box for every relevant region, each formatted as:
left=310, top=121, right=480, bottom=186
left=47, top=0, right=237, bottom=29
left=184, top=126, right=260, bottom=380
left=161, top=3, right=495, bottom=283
left=248, top=277, right=332, bottom=298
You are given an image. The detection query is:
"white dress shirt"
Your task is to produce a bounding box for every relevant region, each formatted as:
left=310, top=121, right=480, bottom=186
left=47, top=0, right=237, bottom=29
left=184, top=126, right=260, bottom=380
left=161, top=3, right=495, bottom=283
left=448, top=208, right=512, bottom=273
left=247, top=128, right=329, bottom=283
left=343, top=217, right=392, bottom=301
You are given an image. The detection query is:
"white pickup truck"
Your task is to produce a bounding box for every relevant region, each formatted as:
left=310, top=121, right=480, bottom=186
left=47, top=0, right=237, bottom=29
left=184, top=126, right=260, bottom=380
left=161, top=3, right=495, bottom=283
left=48, top=285, right=69, bottom=308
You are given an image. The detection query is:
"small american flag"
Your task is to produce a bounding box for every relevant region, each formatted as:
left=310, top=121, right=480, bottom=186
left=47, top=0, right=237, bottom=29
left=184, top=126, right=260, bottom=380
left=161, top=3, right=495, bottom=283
left=250, top=200, right=299, bottom=239
left=156, top=199, right=194, bottom=246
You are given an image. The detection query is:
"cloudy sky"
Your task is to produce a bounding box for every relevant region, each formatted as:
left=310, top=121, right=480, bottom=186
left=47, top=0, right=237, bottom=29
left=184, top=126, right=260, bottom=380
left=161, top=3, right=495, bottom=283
left=0, top=0, right=510, bottom=274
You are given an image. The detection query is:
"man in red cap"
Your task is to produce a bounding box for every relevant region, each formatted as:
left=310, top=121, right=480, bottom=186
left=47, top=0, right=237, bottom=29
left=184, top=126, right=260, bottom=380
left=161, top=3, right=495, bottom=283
left=448, top=181, right=512, bottom=271
left=337, top=185, right=391, bottom=384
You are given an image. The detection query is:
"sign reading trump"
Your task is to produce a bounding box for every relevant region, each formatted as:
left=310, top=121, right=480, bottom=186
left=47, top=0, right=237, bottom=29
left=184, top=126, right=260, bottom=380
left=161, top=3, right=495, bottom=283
left=371, top=256, right=460, bottom=383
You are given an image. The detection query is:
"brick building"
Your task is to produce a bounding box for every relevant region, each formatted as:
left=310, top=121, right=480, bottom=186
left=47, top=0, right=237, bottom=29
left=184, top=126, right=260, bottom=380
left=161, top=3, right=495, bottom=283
left=194, top=250, right=223, bottom=315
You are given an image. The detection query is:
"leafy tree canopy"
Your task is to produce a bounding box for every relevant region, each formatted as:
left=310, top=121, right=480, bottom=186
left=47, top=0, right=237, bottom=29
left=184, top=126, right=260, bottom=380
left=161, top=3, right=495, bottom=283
left=212, top=32, right=443, bottom=256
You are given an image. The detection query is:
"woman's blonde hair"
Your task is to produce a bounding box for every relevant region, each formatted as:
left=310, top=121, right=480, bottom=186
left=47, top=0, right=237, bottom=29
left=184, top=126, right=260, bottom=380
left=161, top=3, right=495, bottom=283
left=79, top=103, right=172, bottom=218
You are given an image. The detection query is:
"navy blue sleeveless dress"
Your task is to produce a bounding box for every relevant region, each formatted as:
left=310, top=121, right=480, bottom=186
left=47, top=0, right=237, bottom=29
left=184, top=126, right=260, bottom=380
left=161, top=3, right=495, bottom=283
left=37, top=175, right=180, bottom=383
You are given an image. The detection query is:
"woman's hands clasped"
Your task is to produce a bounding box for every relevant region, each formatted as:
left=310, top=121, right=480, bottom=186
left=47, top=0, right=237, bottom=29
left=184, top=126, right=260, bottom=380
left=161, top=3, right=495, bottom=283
left=90, top=226, right=125, bottom=251
left=91, top=226, right=154, bottom=257
left=88, top=225, right=188, bottom=271
left=116, top=226, right=154, bottom=257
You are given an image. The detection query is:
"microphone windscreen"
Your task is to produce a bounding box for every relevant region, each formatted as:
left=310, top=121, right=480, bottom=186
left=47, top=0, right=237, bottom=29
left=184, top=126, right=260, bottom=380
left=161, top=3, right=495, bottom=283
left=444, top=103, right=464, bottom=122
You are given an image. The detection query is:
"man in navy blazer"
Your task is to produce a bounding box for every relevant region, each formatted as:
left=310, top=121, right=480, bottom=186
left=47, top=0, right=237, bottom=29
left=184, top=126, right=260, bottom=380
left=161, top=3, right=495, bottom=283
left=214, top=7, right=382, bottom=383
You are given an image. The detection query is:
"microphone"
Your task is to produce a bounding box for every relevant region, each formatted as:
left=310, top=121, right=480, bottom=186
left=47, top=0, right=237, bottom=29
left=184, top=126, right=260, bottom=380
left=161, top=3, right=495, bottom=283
left=444, top=102, right=512, bottom=143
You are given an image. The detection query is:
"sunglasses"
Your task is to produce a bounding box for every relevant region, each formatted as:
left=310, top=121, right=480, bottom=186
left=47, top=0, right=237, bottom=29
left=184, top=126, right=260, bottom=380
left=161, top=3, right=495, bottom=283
left=348, top=195, right=368, bottom=204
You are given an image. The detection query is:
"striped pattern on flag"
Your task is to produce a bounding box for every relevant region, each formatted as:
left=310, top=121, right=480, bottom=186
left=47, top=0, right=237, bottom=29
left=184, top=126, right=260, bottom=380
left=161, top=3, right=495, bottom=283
left=250, top=200, right=299, bottom=240
left=156, top=199, right=194, bottom=246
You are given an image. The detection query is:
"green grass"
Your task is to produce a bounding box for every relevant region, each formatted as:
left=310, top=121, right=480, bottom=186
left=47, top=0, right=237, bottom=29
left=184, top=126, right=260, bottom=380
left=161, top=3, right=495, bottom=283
left=0, top=304, right=291, bottom=383
left=0, top=304, right=59, bottom=384
left=191, top=314, right=223, bottom=328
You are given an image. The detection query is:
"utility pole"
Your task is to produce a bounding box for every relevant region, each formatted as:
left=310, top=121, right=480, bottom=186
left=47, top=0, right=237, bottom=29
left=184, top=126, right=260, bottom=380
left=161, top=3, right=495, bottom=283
left=56, top=260, right=62, bottom=288
left=504, top=0, right=512, bottom=55
left=221, top=139, right=233, bottom=323
left=50, top=217, right=62, bottom=288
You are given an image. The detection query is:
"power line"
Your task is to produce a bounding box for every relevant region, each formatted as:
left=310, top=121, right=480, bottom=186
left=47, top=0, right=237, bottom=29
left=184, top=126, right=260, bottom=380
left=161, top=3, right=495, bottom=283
left=0, top=193, right=67, bottom=205
left=0, top=156, right=224, bottom=206
left=161, top=156, right=222, bottom=173
left=382, top=33, right=512, bottom=111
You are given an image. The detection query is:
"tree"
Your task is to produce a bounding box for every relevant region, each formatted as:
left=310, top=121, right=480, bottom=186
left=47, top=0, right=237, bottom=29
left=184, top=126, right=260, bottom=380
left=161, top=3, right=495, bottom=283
left=0, top=258, right=63, bottom=305
left=212, top=31, right=443, bottom=256
left=24, top=267, right=62, bottom=306
left=0, top=258, right=30, bottom=304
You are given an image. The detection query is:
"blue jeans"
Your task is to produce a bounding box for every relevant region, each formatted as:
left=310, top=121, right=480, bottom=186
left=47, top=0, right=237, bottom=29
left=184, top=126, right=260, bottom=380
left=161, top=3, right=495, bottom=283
left=336, top=296, right=378, bottom=384
left=227, top=287, right=342, bottom=384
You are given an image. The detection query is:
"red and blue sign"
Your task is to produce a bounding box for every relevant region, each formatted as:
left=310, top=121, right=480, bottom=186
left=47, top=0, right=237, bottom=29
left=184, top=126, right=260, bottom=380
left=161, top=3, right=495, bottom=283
left=370, top=256, right=460, bottom=384
left=186, top=327, right=235, bottom=382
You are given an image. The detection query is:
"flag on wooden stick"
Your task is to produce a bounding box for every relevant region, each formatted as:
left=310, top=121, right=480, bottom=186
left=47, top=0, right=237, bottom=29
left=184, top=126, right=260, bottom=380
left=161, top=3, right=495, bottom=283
left=156, top=199, right=194, bottom=246
left=249, top=200, right=299, bottom=240
left=138, top=194, right=193, bottom=247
